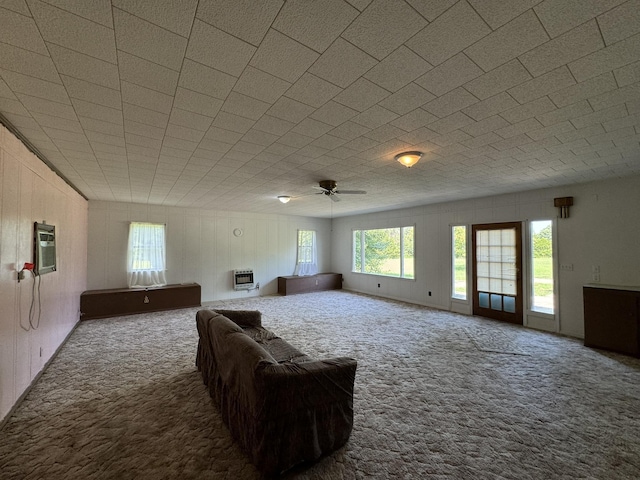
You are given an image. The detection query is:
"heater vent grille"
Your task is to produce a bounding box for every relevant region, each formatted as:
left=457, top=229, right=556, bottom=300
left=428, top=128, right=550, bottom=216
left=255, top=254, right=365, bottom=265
left=233, top=269, right=254, bottom=290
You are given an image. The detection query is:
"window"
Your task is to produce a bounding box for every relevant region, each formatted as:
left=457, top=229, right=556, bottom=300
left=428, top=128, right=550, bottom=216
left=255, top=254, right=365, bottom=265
left=530, top=220, right=554, bottom=314
left=452, top=225, right=467, bottom=300
left=127, top=222, right=167, bottom=288
left=293, top=230, right=318, bottom=276
left=353, top=226, right=414, bottom=278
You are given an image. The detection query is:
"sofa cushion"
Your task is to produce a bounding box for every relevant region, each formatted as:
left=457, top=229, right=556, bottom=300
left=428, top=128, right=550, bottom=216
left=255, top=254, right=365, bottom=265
left=214, top=310, right=311, bottom=363
left=260, top=337, right=310, bottom=364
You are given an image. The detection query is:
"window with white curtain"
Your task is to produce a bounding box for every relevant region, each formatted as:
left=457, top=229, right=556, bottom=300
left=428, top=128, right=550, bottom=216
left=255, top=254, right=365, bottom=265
left=293, top=229, right=318, bottom=276
left=127, top=222, right=167, bottom=288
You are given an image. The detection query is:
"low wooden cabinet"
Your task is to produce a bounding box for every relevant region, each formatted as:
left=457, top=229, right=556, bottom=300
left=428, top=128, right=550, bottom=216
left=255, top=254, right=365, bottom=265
left=583, top=284, right=640, bottom=357
left=278, top=273, right=342, bottom=296
left=80, top=283, right=201, bottom=320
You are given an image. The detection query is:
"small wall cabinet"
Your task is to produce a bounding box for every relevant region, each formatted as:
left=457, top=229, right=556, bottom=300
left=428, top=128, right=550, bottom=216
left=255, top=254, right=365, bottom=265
left=80, top=283, right=201, bottom=320
left=583, top=284, right=640, bottom=357
left=277, top=273, right=342, bottom=296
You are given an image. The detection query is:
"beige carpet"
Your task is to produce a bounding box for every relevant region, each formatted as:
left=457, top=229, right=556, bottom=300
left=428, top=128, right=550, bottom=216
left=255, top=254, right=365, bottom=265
left=1, top=290, right=639, bottom=479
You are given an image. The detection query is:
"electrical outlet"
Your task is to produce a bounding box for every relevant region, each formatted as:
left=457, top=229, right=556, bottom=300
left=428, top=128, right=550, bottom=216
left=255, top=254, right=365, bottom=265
left=592, top=273, right=600, bottom=282
left=377, top=283, right=380, bottom=288
left=592, top=265, right=600, bottom=273
left=428, top=291, right=432, bottom=296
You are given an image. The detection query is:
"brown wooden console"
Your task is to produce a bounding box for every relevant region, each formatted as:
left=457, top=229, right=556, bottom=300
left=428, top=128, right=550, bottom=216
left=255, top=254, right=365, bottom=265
left=277, top=273, right=342, bottom=296
left=583, top=284, right=640, bottom=357
left=80, top=283, right=201, bottom=320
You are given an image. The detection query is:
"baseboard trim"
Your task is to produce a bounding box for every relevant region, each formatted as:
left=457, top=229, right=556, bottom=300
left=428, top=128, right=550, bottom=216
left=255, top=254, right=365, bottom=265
left=0, top=319, right=80, bottom=430
left=343, top=287, right=447, bottom=311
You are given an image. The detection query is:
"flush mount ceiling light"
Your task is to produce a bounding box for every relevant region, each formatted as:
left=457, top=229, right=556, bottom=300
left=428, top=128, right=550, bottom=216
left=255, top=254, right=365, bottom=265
left=277, top=196, right=291, bottom=203
left=395, top=151, right=423, bottom=168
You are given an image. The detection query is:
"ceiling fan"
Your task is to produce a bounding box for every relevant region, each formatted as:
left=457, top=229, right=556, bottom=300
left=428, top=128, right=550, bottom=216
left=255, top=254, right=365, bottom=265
left=312, top=180, right=367, bottom=202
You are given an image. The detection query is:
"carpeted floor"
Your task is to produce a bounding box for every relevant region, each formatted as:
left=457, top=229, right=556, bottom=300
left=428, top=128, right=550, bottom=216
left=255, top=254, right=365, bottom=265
left=1, top=290, right=639, bottom=479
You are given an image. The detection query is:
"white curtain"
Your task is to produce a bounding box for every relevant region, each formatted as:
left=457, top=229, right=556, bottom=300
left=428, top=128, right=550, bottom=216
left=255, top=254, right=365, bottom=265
left=127, top=222, right=167, bottom=288
left=293, top=230, right=318, bottom=276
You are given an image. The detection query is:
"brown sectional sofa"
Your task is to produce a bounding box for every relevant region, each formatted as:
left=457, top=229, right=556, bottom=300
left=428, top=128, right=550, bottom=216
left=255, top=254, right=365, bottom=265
left=195, top=309, right=357, bottom=476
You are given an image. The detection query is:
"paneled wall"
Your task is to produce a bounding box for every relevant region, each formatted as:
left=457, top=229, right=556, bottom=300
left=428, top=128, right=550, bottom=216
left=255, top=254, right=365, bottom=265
left=0, top=126, right=88, bottom=423
left=87, top=201, right=332, bottom=301
left=332, top=175, right=640, bottom=339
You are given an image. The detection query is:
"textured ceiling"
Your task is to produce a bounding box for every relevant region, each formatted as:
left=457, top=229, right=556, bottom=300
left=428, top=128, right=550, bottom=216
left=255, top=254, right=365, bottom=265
left=1, top=0, right=639, bottom=218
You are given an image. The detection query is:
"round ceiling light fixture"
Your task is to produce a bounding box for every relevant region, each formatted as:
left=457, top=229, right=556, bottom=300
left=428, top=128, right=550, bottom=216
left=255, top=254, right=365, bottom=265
left=395, top=151, right=423, bottom=168
left=277, top=196, right=291, bottom=203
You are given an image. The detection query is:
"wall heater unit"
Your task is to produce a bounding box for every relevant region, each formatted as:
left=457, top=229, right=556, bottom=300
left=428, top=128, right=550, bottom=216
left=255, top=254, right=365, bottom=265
left=34, top=222, right=57, bottom=275
left=233, top=269, right=255, bottom=291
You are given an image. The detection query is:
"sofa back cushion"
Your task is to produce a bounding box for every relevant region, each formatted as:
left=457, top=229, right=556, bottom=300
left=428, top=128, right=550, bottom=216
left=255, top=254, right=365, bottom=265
left=207, top=314, right=276, bottom=414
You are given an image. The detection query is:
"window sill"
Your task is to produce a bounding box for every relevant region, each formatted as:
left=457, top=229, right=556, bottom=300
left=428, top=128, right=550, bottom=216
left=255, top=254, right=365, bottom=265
left=527, top=308, right=555, bottom=318
left=351, top=271, right=415, bottom=281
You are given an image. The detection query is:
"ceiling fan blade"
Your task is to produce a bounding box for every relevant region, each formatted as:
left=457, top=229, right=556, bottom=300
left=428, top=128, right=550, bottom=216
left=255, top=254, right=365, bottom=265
left=335, top=190, right=367, bottom=194
left=329, top=194, right=341, bottom=202
left=312, top=185, right=329, bottom=192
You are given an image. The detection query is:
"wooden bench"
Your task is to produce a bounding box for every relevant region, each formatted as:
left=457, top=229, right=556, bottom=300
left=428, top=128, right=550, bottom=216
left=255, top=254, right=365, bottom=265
left=80, top=283, right=201, bottom=320
left=277, top=273, right=342, bottom=296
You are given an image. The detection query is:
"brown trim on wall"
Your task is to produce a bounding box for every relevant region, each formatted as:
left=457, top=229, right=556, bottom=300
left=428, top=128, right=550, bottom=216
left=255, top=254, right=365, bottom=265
left=0, top=113, right=87, bottom=200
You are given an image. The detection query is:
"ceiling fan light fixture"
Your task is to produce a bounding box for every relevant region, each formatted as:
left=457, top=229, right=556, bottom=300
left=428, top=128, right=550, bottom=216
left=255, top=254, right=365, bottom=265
left=395, top=151, right=422, bottom=168
left=277, top=196, right=291, bottom=204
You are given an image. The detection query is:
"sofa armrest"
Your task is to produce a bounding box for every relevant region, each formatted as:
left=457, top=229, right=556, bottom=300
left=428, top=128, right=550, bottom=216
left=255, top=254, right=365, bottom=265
left=252, top=357, right=357, bottom=474
left=256, top=357, right=357, bottom=417
left=213, top=309, right=262, bottom=328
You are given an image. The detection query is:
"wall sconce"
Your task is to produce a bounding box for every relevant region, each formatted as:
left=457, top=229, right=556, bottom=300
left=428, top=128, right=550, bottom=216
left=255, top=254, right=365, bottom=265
left=395, top=151, right=422, bottom=168
left=554, top=197, right=573, bottom=218
left=277, top=196, right=291, bottom=204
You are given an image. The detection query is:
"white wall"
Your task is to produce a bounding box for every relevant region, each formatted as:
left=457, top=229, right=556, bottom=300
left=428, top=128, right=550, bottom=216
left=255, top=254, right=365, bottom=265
left=87, top=201, right=332, bottom=301
left=332, top=175, right=640, bottom=339
left=0, top=125, right=88, bottom=423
